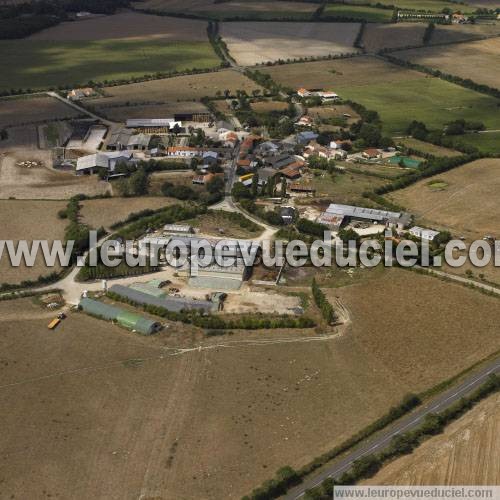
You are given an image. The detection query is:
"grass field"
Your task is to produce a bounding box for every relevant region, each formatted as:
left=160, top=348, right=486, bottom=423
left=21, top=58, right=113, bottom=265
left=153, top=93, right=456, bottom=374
left=0, top=39, right=220, bottom=91
left=394, top=37, right=500, bottom=90
left=397, top=137, right=462, bottom=157
left=364, top=393, right=500, bottom=485
left=2, top=267, right=500, bottom=498
left=261, top=55, right=425, bottom=91
left=389, top=158, right=500, bottom=238
left=450, top=131, right=500, bottom=154
left=220, top=22, right=361, bottom=66
left=86, top=69, right=262, bottom=109
left=0, top=200, right=66, bottom=284
left=323, top=4, right=393, bottom=22
left=334, top=75, right=500, bottom=135
left=183, top=210, right=263, bottom=238
left=250, top=100, right=289, bottom=113
left=27, top=11, right=209, bottom=41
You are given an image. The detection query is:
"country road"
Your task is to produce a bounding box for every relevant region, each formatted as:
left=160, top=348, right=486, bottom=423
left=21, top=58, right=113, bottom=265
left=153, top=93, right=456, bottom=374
left=285, top=356, right=500, bottom=499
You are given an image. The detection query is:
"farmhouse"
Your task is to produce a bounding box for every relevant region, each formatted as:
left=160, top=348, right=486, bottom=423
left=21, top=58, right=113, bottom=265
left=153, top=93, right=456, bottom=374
left=167, top=146, right=202, bottom=158
left=296, top=115, right=314, bottom=127
left=68, top=87, right=94, bottom=101
left=76, top=151, right=134, bottom=174
left=296, top=88, right=339, bottom=102
left=409, top=226, right=440, bottom=242
left=280, top=163, right=303, bottom=180
left=362, top=148, right=383, bottom=160
left=290, top=183, right=316, bottom=196
left=324, top=203, right=411, bottom=231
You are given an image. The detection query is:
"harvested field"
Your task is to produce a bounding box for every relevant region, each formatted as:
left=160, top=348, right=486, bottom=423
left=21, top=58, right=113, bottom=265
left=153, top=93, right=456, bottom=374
left=365, top=393, right=500, bottom=485
left=193, top=1, right=317, bottom=20
left=94, top=101, right=210, bottom=122
left=28, top=11, right=209, bottom=41
left=324, top=4, right=393, bottom=22
left=86, top=70, right=262, bottom=108
left=0, top=95, right=81, bottom=128
left=261, top=55, right=426, bottom=90
left=0, top=39, right=220, bottom=91
left=1, top=268, right=500, bottom=498
left=389, top=159, right=500, bottom=239
left=362, top=23, right=426, bottom=52
left=397, top=137, right=462, bottom=157
left=394, top=37, right=500, bottom=89
left=430, top=22, right=500, bottom=44
left=250, top=100, right=289, bottom=113
left=333, top=74, right=500, bottom=135
left=220, top=22, right=361, bottom=66
left=0, top=200, right=66, bottom=284
left=80, top=197, right=176, bottom=229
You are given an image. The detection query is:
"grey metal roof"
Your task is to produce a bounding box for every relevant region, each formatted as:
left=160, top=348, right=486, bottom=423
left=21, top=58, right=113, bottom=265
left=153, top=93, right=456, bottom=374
left=79, top=298, right=122, bottom=320
left=326, top=203, right=409, bottom=224
left=188, top=276, right=243, bottom=290
left=109, top=284, right=215, bottom=313
left=126, top=118, right=175, bottom=127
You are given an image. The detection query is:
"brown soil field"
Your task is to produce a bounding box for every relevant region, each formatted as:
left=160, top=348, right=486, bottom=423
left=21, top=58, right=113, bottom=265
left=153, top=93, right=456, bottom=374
left=28, top=11, right=209, bottom=41
left=261, top=55, right=425, bottom=90
left=0, top=200, right=66, bottom=284
left=0, top=95, right=81, bottom=128
left=87, top=69, right=262, bottom=108
left=80, top=196, right=177, bottom=229
left=95, top=101, right=210, bottom=122
left=308, top=104, right=360, bottom=124
left=362, top=23, right=426, bottom=52
left=397, top=137, right=462, bottom=157
left=183, top=210, right=263, bottom=238
left=0, top=132, right=109, bottom=200
left=395, top=37, right=500, bottom=89
left=250, top=100, right=289, bottom=113
left=194, top=0, right=317, bottom=16
left=389, top=158, right=500, bottom=239
left=221, top=22, right=361, bottom=66
left=1, top=269, right=500, bottom=498
left=132, top=0, right=214, bottom=13
left=430, top=22, right=500, bottom=44
left=364, top=392, right=500, bottom=485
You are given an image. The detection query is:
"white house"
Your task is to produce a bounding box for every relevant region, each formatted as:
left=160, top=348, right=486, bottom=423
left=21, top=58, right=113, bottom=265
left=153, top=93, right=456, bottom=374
left=409, top=226, right=440, bottom=242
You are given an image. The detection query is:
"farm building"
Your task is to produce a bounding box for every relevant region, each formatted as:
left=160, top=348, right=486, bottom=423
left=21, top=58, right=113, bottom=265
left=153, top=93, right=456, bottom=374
left=76, top=151, right=134, bottom=174
left=409, top=226, right=440, bottom=242
left=68, top=87, right=94, bottom=100
left=127, top=133, right=150, bottom=151
left=108, top=284, right=218, bottom=313
left=362, top=149, right=383, bottom=160
left=174, top=111, right=211, bottom=123
left=317, top=212, right=345, bottom=230
left=324, top=203, right=411, bottom=231
left=178, top=258, right=251, bottom=291
left=163, top=224, right=194, bottom=235
left=167, top=146, right=202, bottom=158
left=78, top=298, right=162, bottom=335
left=126, top=118, right=182, bottom=130
left=106, top=128, right=134, bottom=151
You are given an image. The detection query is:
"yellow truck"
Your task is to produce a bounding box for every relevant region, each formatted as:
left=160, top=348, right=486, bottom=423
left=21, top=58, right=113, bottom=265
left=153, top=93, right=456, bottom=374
left=47, top=313, right=66, bottom=330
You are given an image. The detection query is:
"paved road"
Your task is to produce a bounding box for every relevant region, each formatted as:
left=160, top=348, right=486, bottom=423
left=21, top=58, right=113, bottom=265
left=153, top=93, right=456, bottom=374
left=285, top=357, right=500, bottom=499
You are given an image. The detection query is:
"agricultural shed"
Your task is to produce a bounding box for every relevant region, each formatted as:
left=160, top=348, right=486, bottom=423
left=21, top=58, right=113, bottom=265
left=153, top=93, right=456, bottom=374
left=109, top=284, right=216, bottom=313
left=130, top=282, right=167, bottom=298
left=79, top=298, right=161, bottom=335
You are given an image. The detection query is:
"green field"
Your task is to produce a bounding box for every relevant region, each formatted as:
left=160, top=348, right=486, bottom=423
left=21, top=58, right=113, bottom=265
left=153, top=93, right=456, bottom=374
left=0, top=39, right=220, bottom=91
left=335, top=77, right=500, bottom=135
left=450, top=131, right=500, bottom=154
left=323, top=4, right=394, bottom=21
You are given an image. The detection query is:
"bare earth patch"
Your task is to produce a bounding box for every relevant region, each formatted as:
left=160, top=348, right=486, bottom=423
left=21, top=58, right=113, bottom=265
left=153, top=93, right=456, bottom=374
left=28, top=11, right=209, bottom=41
left=0, top=200, right=66, bottom=284
left=221, top=22, right=361, bottom=66
left=362, top=23, right=426, bottom=52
